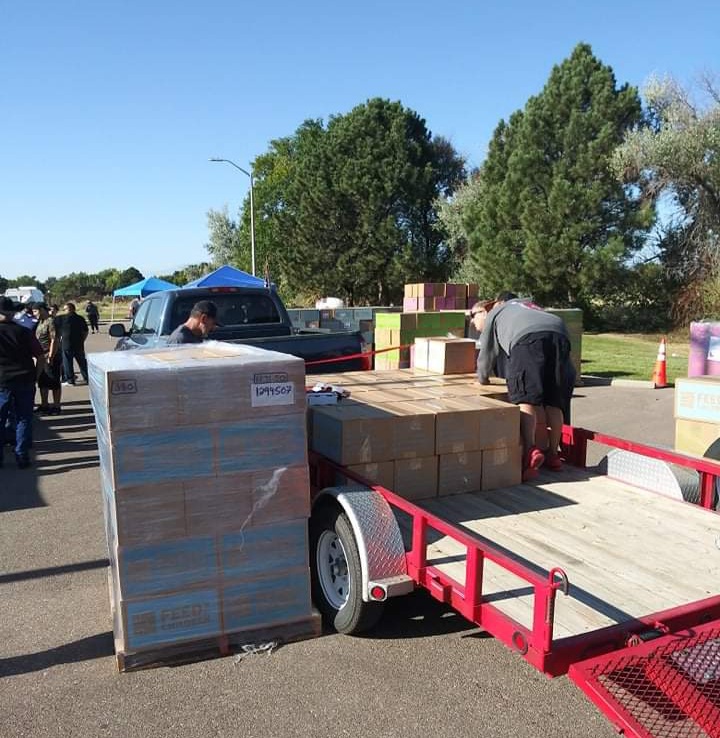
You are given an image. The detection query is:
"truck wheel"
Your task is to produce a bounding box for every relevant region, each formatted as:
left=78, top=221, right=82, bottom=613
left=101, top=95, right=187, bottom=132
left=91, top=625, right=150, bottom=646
left=310, top=506, right=384, bottom=634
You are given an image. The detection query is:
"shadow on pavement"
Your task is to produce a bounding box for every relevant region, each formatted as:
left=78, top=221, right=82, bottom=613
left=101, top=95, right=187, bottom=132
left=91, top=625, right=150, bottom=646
left=365, top=589, right=475, bottom=640
left=0, top=557, right=109, bottom=584
left=0, top=631, right=115, bottom=678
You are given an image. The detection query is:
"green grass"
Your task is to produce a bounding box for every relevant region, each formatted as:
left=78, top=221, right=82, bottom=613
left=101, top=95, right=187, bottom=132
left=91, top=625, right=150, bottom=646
left=582, top=333, right=689, bottom=384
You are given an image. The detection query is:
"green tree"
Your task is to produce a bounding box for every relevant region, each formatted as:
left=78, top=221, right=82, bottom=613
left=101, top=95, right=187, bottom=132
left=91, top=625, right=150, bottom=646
left=464, top=44, right=651, bottom=308
left=613, top=74, right=720, bottom=323
left=210, top=101, right=465, bottom=305
left=117, top=267, right=144, bottom=289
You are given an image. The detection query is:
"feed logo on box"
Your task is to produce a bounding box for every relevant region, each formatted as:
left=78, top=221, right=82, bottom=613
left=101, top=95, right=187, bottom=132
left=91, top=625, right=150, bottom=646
left=251, top=371, right=295, bottom=407
left=111, top=378, right=137, bottom=395
left=131, top=603, right=212, bottom=636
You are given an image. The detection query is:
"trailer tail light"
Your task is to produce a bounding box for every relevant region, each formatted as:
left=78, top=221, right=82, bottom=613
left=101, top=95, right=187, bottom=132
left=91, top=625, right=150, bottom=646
left=208, top=287, right=240, bottom=293
left=369, top=585, right=387, bottom=601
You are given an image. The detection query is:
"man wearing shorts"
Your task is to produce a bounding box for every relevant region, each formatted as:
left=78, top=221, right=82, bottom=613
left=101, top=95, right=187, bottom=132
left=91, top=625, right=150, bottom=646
left=472, top=296, right=575, bottom=481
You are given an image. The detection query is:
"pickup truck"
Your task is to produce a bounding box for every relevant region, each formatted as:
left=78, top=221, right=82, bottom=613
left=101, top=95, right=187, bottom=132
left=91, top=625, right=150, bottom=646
left=108, top=286, right=368, bottom=373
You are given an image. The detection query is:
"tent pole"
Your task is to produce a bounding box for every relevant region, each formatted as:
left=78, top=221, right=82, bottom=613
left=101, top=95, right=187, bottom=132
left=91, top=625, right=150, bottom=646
left=111, top=296, right=115, bottom=321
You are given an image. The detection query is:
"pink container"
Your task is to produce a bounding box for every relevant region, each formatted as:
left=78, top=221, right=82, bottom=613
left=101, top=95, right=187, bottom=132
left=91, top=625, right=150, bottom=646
left=403, top=297, right=418, bottom=312
left=689, top=322, right=710, bottom=377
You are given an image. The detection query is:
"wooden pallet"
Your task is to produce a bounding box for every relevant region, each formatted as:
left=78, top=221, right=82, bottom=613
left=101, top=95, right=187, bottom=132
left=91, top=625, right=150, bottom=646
left=115, top=611, right=323, bottom=672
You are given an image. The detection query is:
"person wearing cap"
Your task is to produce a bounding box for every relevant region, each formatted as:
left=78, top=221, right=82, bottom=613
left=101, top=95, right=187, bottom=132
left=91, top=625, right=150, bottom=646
left=167, top=300, right=219, bottom=344
left=471, top=294, right=574, bottom=481
left=0, top=297, right=43, bottom=468
left=33, top=302, right=62, bottom=414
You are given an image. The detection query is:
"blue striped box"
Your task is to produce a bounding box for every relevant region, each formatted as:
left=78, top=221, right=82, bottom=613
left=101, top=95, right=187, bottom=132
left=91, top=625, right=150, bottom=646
left=118, top=537, right=217, bottom=597
left=124, top=589, right=221, bottom=650
left=222, top=569, right=312, bottom=631
left=221, top=520, right=308, bottom=578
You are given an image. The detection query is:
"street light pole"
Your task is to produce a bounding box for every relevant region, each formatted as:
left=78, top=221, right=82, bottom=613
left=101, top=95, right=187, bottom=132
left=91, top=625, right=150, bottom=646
left=209, top=157, right=256, bottom=276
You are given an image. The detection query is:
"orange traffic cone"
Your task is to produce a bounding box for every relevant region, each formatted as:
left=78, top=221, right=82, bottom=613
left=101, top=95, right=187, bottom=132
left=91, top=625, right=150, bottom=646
left=652, top=337, right=668, bottom=388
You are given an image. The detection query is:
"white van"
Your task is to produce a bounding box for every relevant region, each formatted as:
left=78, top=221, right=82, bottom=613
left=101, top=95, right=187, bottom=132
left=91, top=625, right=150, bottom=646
left=3, top=286, right=45, bottom=304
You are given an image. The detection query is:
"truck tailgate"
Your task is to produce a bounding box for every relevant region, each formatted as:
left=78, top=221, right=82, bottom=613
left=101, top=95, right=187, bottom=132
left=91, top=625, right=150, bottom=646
left=569, top=619, right=720, bottom=738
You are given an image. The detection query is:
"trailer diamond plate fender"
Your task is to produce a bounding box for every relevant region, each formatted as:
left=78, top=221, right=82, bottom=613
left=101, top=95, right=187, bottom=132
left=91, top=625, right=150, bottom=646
left=313, top=486, right=411, bottom=602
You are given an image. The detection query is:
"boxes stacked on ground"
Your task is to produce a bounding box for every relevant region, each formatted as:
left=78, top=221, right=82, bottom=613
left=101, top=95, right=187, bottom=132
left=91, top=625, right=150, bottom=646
left=373, top=312, right=467, bottom=370
left=88, top=342, right=314, bottom=658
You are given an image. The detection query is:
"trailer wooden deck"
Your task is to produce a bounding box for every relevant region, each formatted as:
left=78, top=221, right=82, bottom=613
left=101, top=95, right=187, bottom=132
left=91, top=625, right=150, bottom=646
left=395, top=466, right=720, bottom=640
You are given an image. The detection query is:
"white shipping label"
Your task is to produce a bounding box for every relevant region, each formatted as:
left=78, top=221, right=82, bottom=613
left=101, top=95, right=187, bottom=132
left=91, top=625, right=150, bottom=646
left=251, top=381, right=295, bottom=407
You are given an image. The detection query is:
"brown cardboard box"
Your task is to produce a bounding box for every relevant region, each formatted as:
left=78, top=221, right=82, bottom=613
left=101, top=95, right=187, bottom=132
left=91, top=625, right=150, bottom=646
left=310, top=403, right=396, bottom=464
left=114, top=481, right=187, bottom=546
left=427, top=338, right=476, bottom=374
left=394, top=456, right=438, bottom=500
left=413, top=337, right=431, bottom=371
left=383, top=401, right=436, bottom=459
left=395, top=397, right=519, bottom=454
left=438, top=452, right=482, bottom=496
left=481, top=445, right=522, bottom=490
left=675, top=418, right=720, bottom=457
left=342, top=461, right=395, bottom=489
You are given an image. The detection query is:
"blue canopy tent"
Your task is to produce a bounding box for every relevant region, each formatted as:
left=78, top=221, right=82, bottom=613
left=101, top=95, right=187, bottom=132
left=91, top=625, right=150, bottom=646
left=111, top=277, right=178, bottom=319
left=184, top=265, right=265, bottom=289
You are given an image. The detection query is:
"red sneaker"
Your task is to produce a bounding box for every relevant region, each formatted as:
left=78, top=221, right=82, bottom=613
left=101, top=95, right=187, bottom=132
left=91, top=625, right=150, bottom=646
left=544, top=452, right=563, bottom=471
left=522, top=447, right=545, bottom=483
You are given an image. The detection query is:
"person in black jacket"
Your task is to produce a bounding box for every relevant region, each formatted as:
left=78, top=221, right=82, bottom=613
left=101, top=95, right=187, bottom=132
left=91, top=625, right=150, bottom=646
left=57, top=302, right=89, bottom=385
left=0, top=297, right=42, bottom=468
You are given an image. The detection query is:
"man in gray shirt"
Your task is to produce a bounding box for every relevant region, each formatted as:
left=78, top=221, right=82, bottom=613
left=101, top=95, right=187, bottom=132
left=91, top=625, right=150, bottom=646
left=167, top=300, right=219, bottom=344
left=471, top=296, right=574, bottom=481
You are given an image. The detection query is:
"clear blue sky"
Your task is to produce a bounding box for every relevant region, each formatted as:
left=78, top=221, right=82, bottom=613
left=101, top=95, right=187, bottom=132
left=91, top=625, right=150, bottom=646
left=2, top=0, right=718, bottom=281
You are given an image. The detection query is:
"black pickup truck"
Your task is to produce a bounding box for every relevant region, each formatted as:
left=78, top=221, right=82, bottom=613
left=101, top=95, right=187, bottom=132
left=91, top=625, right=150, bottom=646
left=108, top=286, right=368, bottom=373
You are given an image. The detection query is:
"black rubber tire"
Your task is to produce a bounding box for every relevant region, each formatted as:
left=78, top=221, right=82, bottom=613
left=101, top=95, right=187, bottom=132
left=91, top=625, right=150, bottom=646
left=310, top=505, right=384, bottom=634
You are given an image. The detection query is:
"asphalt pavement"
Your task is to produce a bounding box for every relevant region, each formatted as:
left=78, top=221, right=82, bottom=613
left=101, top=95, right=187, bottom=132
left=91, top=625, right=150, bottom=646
left=0, top=331, right=678, bottom=738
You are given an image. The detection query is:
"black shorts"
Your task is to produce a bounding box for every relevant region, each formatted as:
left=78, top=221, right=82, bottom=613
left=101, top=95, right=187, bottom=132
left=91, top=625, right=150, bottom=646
left=37, top=354, right=62, bottom=391
left=506, top=331, right=573, bottom=409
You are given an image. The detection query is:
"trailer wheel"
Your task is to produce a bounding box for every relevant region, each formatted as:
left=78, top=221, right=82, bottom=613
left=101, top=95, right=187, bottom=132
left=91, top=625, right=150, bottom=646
left=310, top=506, right=384, bottom=634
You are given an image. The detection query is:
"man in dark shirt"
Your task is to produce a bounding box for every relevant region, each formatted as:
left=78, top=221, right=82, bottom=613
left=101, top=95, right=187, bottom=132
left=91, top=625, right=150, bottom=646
left=167, top=301, right=219, bottom=344
left=0, top=297, right=42, bottom=468
left=57, top=302, right=89, bottom=385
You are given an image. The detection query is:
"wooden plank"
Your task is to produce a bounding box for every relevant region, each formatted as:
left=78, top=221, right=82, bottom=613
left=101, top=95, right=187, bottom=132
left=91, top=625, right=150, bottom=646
left=396, top=472, right=720, bottom=639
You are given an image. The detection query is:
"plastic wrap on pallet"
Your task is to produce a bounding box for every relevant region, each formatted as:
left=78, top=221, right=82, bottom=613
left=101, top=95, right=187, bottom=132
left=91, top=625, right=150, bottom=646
left=90, top=342, right=316, bottom=658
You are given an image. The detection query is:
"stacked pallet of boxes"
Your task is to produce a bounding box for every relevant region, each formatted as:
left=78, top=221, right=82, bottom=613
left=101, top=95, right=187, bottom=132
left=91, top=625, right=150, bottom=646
left=309, top=369, right=520, bottom=499
left=88, top=342, right=317, bottom=668
left=674, top=376, right=720, bottom=457
left=373, top=312, right=467, bottom=370
left=403, top=283, right=479, bottom=312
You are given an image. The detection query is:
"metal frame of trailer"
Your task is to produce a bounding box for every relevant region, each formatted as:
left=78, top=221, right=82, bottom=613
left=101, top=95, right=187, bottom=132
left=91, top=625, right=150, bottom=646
left=308, top=424, right=720, bottom=738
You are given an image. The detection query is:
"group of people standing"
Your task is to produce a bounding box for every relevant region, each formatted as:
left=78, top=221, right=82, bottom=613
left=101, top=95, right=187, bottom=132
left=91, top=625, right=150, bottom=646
left=0, top=298, right=96, bottom=469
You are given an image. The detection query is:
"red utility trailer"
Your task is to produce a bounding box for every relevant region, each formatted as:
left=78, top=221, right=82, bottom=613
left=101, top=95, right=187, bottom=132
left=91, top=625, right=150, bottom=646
left=307, top=425, right=720, bottom=738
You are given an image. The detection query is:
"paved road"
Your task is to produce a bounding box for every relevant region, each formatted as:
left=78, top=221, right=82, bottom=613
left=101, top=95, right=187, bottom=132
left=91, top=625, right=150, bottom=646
left=0, top=332, right=678, bottom=738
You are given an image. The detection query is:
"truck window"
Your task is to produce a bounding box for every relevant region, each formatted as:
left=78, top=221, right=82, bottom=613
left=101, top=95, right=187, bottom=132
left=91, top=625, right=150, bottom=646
left=168, top=294, right=281, bottom=332
left=129, top=300, right=151, bottom=334
left=142, top=298, right=164, bottom=335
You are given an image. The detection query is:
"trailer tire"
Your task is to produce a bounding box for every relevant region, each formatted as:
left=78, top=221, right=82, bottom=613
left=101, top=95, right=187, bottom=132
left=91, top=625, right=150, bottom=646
left=310, top=506, right=384, bottom=634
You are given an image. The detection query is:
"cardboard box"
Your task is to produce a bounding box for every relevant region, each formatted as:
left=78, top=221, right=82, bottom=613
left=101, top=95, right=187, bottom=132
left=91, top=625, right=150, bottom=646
left=675, top=418, right=720, bottom=457
left=481, top=445, right=522, bottom=490
left=114, top=481, right=187, bottom=546
left=119, top=587, right=222, bottom=652
left=342, top=461, right=395, bottom=489
left=221, top=520, right=308, bottom=578
left=310, top=403, right=396, bottom=464
left=88, top=342, right=307, bottom=434
left=427, top=338, right=476, bottom=374
left=394, top=456, right=438, bottom=500
left=438, top=452, right=482, bottom=496
left=116, top=537, right=218, bottom=598
left=403, top=297, right=418, bottom=312
left=395, top=397, right=519, bottom=454
left=675, top=376, right=720, bottom=424
left=222, top=568, right=313, bottom=632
